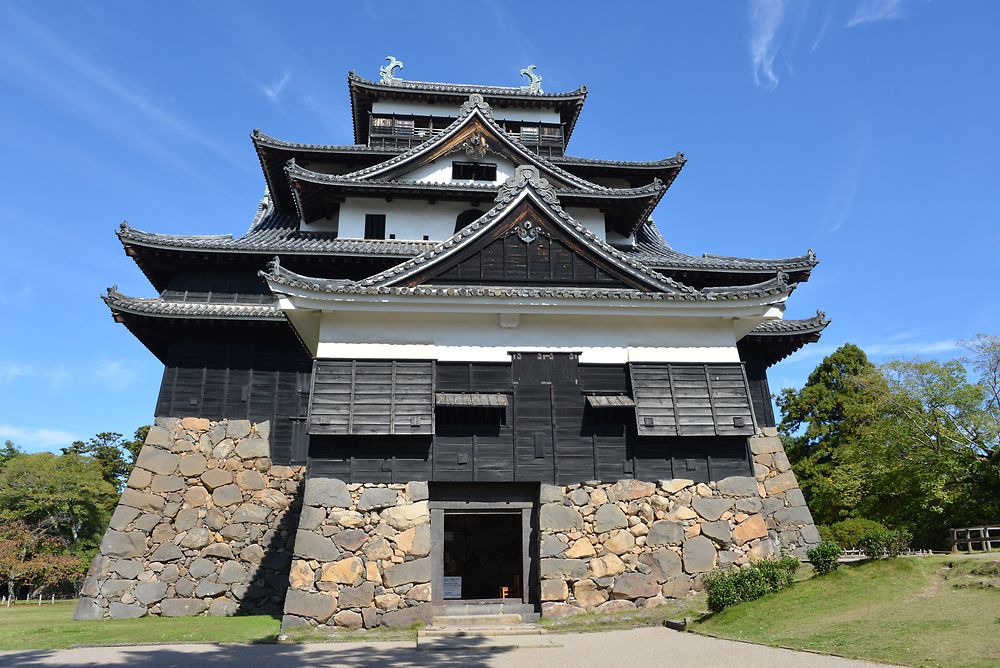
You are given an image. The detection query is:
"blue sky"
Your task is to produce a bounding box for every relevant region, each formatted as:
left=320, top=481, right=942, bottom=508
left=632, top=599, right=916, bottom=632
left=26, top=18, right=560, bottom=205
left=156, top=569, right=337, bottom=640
left=1, top=1, right=997, bottom=452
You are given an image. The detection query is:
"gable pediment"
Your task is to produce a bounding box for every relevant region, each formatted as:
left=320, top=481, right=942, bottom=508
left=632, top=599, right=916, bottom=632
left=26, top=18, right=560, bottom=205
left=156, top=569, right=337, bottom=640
left=400, top=199, right=649, bottom=290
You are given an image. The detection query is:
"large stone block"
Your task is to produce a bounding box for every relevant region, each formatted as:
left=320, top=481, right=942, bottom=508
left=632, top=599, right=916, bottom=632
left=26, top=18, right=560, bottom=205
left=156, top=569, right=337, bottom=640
left=320, top=556, right=364, bottom=585
left=109, top=602, right=147, bottom=619
left=381, top=605, right=432, bottom=628
left=232, top=503, right=270, bottom=524
left=405, top=481, right=429, bottom=502
left=733, top=515, right=768, bottom=545
left=218, top=561, right=248, bottom=584
left=73, top=597, right=101, bottom=621
left=539, top=484, right=564, bottom=503
left=194, top=580, right=227, bottom=597
left=542, top=602, right=585, bottom=619
left=200, top=468, right=233, bottom=491
left=303, top=477, right=351, bottom=508
left=691, top=497, right=733, bottom=521
left=180, top=527, right=212, bottom=549
left=612, top=573, right=659, bottom=599
left=235, top=470, right=266, bottom=491
left=661, top=479, right=694, bottom=494
left=541, top=558, right=587, bottom=580
left=144, top=426, right=173, bottom=448
left=716, top=476, right=759, bottom=497
left=764, top=471, right=799, bottom=495
left=608, top=479, right=656, bottom=502
left=647, top=520, right=684, bottom=546
left=541, top=578, right=569, bottom=601
left=339, top=581, right=375, bottom=608
left=178, top=453, right=207, bottom=477
left=335, top=529, right=369, bottom=553
left=334, top=609, right=364, bottom=629
left=774, top=506, right=813, bottom=528
left=383, top=557, right=431, bottom=587
left=573, top=579, right=609, bottom=608
left=226, top=420, right=252, bottom=440
left=357, top=488, right=398, bottom=511
left=284, top=590, right=337, bottom=623
left=639, top=548, right=682, bottom=582
left=540, top=503, right=584, bottom=532
left=593, top=503, right=628, bottom=533
left=565, top=537, right=596, bottom=559
left=149, top=544, right=183, bottom=562
left=134, top=582, right=168, bottom=605
left=749, top=436, right=784, bottom=455
left=108, top=505, right=140, bottom=531
left=411, top=524, right=431, bottom=557
left=604, top=530, right=635, bottom=554
left=234, top=436, right=269, bottom=459
left=682, top=536, right=717, bottom=573
left=383, top=501, right=430, bottom=530
left=294, top=531, right=341, bottom=562
left=588, top=554, right=626, bottom=578
left=100, top=530, right=146, bottom=559
left=541, top=535, right=567, bottom=557
left=700, top=521, right=733, bottom=545
left=119, top=489, right=165, bottom=512
left=160, top=598, right=207, bottom=617
left=135, top=448, right=179, bottom=475
left=212, top=484, right=244, bottom=507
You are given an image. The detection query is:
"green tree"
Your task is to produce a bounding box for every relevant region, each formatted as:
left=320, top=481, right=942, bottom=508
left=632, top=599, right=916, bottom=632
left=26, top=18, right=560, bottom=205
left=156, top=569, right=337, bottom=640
left=0, top=440, right=22, bottom=469
left=61, top=426, right=148, bottom=491
left=0, top=452, right=118, bottom=551
left=777, top=343, right=875, bottom=523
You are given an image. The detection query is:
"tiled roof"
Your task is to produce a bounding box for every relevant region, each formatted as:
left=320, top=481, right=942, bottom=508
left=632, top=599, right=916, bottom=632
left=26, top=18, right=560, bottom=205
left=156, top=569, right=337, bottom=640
left=118, top=217, right=436, bottom=257
left=749, top=311, right=830, bottom=336
left=102, top=287, right=284, bottom=320
left=348, top=70, right=588, bottom=99
left=263, top=166, right=795, bottom=304
left=626, top=220, right=818, bottom=273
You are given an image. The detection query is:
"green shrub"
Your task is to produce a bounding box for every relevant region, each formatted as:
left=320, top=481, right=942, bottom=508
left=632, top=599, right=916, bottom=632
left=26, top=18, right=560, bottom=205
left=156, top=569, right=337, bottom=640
left=807, top=540, right=843, bottom=575
left=859, top=528, right=911, bottom=559
left=704, top=556, right=800, bottom=613
left=819, top=519, right=888, bottom=550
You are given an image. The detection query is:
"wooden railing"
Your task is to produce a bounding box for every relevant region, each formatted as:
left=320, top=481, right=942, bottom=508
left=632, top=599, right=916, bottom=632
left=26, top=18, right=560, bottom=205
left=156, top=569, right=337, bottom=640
left=950, top=525, right=1000, bottom=552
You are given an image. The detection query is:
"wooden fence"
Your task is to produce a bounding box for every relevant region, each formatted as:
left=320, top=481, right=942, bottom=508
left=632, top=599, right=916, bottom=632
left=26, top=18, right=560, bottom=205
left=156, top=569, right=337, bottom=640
left=950, top=525, right=1000, bottom=552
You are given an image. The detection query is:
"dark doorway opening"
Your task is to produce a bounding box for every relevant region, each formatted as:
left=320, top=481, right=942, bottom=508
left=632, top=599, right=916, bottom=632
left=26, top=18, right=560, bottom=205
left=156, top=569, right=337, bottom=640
left=443, top=512, right=522, bottom=600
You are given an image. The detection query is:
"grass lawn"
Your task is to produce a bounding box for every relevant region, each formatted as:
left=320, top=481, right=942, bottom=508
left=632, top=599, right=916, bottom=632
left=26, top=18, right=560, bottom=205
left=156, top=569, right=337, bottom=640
left=0, top=601, right=281, bottom=650
left=695, top=555, right=1000, bottom=668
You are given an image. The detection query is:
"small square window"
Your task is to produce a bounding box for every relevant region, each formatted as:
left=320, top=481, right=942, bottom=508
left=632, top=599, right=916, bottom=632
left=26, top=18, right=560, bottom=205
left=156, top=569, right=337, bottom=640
left=452, top=161, right=497, bottom=181
left=364, top=214, right=386, bottom=240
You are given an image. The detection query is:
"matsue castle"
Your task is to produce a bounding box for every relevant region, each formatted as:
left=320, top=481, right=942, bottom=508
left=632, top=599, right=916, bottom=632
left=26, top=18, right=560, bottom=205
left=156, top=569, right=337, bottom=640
left=78, top=60, right=828, bottom=629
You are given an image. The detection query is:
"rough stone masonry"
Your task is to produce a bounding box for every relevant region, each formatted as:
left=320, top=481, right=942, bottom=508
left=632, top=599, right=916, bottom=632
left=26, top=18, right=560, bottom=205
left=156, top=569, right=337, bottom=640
left=74, top=418, right=304, bottom=620
left=76, top=423, right=819, bottom=626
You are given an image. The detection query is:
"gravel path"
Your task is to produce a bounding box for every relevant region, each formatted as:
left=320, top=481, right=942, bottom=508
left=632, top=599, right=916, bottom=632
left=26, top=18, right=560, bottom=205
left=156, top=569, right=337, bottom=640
left=0, top=627, right=890, bottom=667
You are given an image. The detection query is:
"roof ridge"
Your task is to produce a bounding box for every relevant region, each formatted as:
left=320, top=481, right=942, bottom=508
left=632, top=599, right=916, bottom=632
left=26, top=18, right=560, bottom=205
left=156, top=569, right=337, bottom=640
left=337, top=95, right=639, bottom=195
left=348, top=69, right=588, bottom=98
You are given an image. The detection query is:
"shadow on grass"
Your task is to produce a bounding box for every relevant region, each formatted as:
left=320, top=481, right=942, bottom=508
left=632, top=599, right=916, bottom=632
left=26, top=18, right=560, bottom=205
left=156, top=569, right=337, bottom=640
left=0, top=633, right=512, bottom=667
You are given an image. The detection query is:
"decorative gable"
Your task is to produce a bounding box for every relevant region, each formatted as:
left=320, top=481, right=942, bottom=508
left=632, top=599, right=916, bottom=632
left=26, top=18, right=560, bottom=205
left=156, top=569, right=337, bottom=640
left=411, top=199, right=639, bottom=288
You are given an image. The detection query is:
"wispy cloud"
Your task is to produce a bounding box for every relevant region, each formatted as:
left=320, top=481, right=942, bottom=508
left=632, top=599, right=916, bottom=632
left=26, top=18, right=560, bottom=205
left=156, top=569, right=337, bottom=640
left=749, top=0, right=790, bottom=90
left=261, top=72, right=291, bottom=103
left=846, top=0, right=905, bottom=28
left=865, top=340, right=961, bottom=356
left=0, top=362, right=71, bottom=388
left=0, top=4, right=248, bottom=175
left=0, top=424, right=80, bottom=451
left=93, top=360, right=137, bottom=389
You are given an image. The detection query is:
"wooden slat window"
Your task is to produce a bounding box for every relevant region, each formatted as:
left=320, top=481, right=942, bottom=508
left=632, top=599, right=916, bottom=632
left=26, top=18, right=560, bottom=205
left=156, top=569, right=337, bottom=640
left=630, top=363, right=756, bottom=437
left=308, top=360, right=434, bottom=436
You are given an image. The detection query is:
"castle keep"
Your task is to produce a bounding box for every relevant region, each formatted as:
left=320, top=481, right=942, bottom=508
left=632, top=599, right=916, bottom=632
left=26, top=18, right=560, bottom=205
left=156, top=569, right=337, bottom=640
left=78, top=60, right=827, bottom=629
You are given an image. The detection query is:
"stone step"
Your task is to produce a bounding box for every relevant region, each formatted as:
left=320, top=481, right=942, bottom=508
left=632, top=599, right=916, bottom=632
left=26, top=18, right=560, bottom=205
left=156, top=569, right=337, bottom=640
left=431, top=613, right=528, bottom=627
left=420, top=625, right=547, bottom=637
left=434, top=602, right=536, bottom=617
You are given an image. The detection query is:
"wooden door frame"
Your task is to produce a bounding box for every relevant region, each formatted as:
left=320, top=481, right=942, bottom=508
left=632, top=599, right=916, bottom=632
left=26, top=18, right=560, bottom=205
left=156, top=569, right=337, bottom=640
left=429, top=501, right=535, bottom=606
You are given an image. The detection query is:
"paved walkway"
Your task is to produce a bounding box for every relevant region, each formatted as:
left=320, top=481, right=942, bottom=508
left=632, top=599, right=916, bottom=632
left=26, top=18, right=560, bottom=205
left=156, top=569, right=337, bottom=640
left=0, top=627, right=889, bottom=667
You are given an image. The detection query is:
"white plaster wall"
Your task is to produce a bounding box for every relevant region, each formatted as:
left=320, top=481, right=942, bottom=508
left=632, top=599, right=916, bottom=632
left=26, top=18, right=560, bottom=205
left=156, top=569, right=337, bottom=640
left=564, top=207, right=607, bottom=242
left=406, top=153, right=518, bottom=185
left=324, top=198, right=475, bottom=240
left=372, top=100, right=561, bottom=124
left=315, top=311, right=740, bottom=363
left=606, top=230, right=635, bottom=247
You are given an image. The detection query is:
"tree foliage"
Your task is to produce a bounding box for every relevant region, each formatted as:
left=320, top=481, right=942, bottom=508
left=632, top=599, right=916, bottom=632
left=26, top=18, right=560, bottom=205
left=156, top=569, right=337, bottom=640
left=61, top=426, right=147, bottom=491
left=0, top=521, right=84, bottom=599
left=778, top=337, right=1000, bottom=548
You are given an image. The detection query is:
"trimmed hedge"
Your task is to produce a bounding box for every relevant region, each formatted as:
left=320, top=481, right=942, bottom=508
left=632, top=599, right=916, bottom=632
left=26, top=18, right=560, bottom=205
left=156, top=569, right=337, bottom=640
left=807, top=540, right=843, bottom=575
left=859, top=528, right=911, bottom=559
left=817, top=519, right=888, bottom=550
left=704, top=556, right=800, bottom=613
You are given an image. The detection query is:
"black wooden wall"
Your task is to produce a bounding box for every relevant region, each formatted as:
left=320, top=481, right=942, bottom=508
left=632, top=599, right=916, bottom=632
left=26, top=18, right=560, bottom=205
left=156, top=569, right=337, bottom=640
left=309, top=359, right=754, bottom=484
left=154, top=338, right=312, bottom=465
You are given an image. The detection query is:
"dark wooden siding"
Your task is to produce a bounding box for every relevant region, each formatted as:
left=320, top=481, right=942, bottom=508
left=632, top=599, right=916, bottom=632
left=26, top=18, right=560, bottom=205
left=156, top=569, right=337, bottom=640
left=307, top=360, right=754, bottom=484
left=308, top=360, right=434, bottom=436
left=630, top=363, right=756, bottom=437
left=425, top=232, right=628, bottom=287
left=743, top=360, right=776, bottom=427
left=154, top=339, right=312, bottom=465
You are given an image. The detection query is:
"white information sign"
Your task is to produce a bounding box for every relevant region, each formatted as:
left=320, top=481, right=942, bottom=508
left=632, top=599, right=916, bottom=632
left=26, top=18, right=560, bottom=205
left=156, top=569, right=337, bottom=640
left=442, top=576, right=462, bottom=599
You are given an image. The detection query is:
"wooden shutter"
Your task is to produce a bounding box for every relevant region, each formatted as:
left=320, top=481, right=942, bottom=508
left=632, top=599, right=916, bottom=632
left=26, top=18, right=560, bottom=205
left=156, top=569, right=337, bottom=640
left=308, top=360, right=434, bottom=436
left=630, top=363, right=756, bottom=437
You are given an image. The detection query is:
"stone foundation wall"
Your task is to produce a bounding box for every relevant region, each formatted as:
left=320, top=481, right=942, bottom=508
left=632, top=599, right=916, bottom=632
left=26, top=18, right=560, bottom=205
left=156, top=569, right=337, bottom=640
left=74, top=418, right=305, bottom=620
left=538, top=428, right=819, bottom=618
left=280, top=478, right=433, bottom=631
